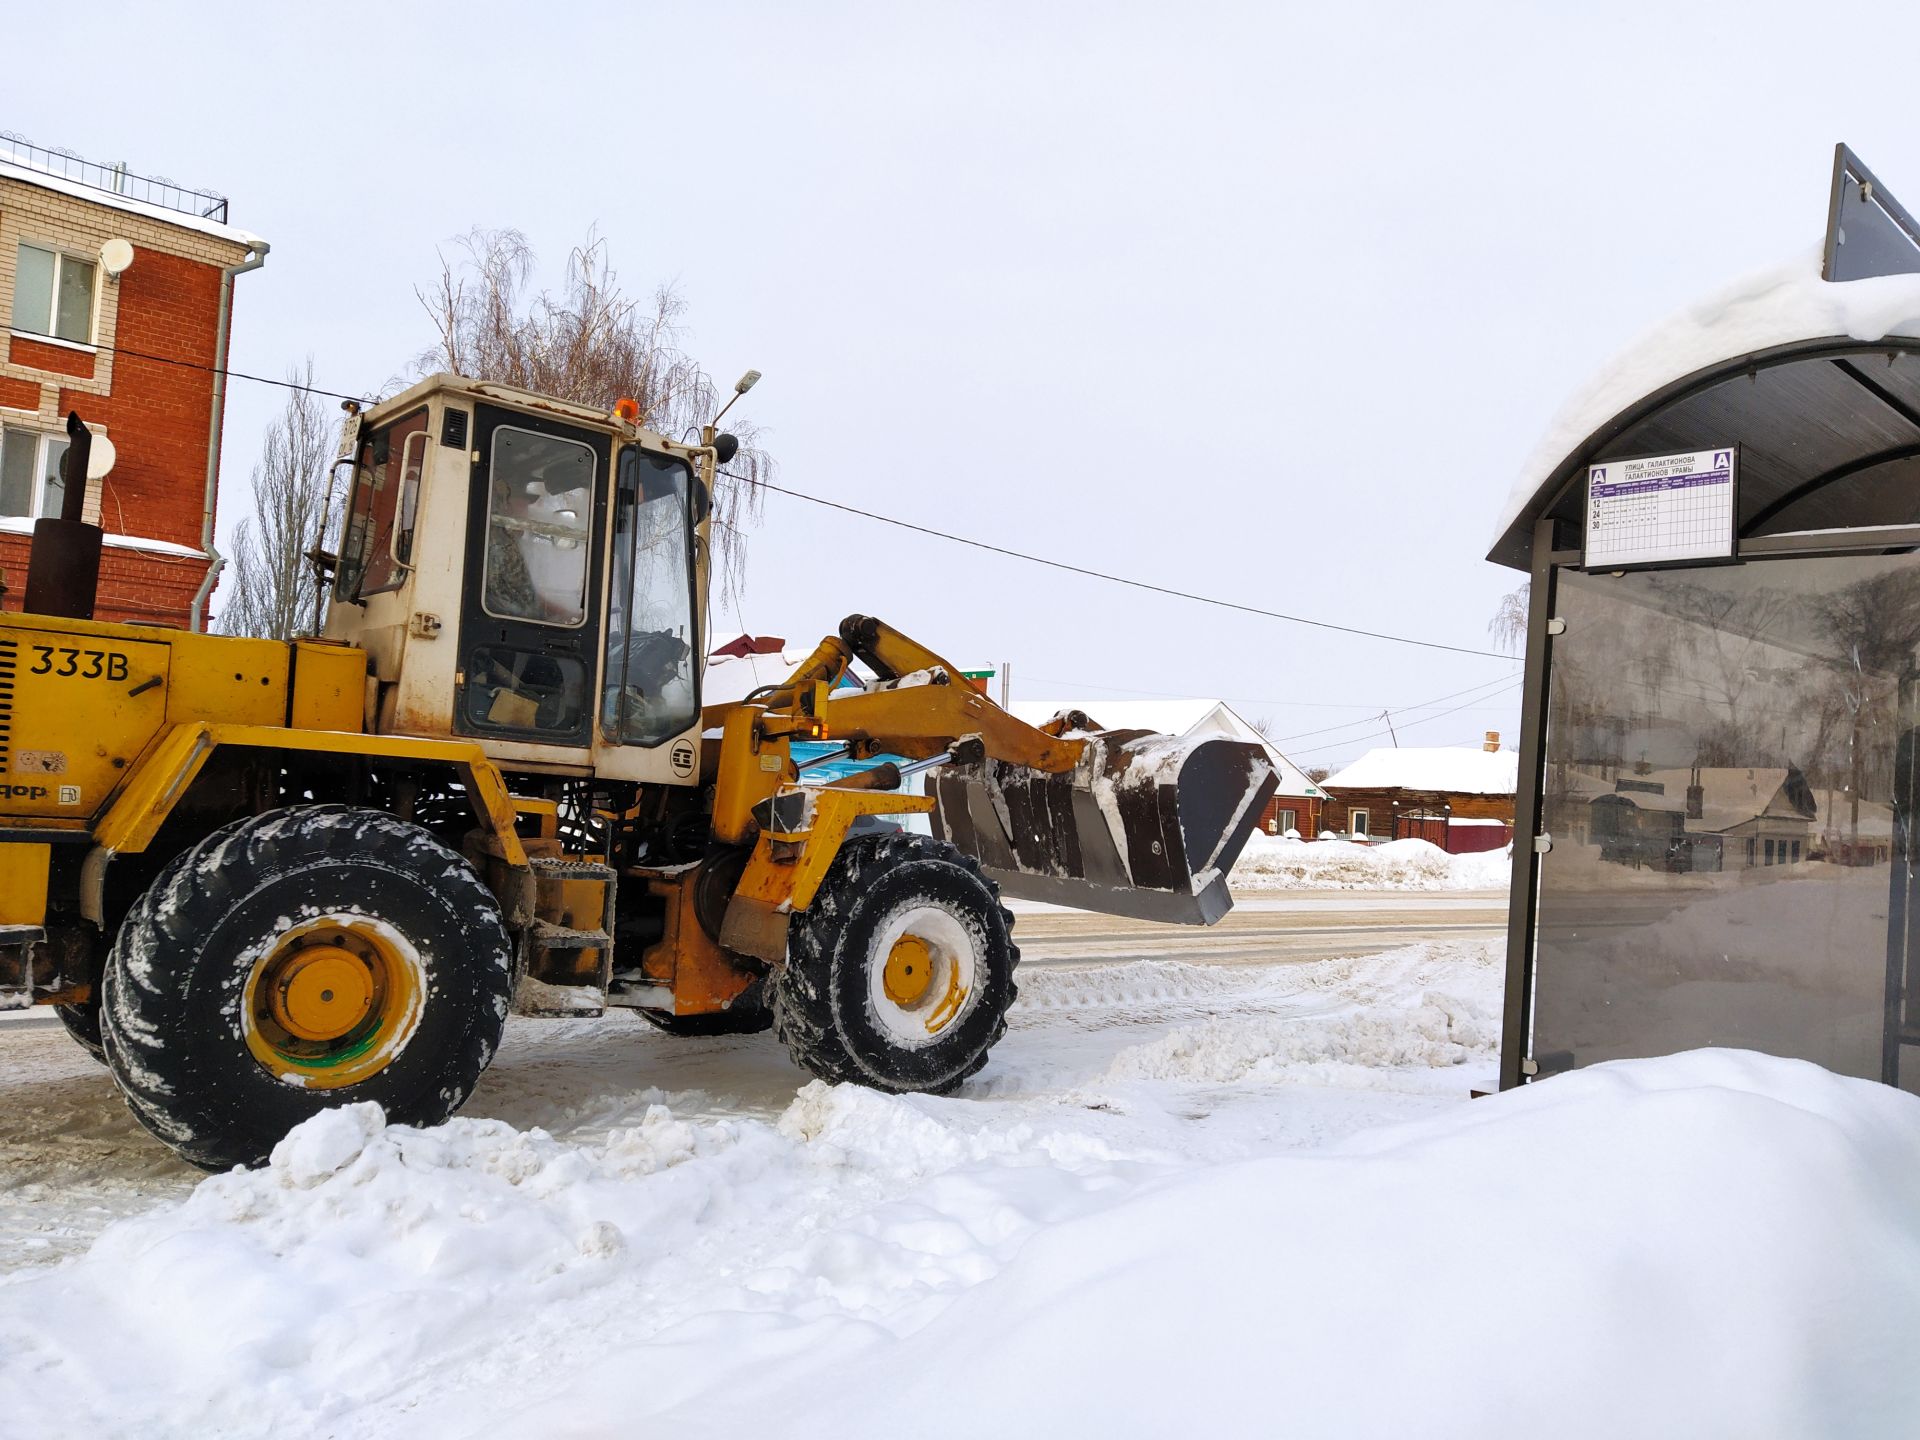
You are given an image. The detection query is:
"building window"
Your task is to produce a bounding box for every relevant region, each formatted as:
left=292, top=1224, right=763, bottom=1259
left=0, top=427, right=72, bottom=518
left=1279, top=809, right=1297, bottom=834
left=1350, top=808, right=1370, bottom=837
left=11, top=244, right=97, bottom=345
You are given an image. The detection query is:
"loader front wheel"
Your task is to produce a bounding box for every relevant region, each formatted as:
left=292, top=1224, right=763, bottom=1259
left=773, top=834, right=1018, bottom=1093
left=56, top=998, right=105, bottom=1064
left=100, top=806, right=513, bottom=1171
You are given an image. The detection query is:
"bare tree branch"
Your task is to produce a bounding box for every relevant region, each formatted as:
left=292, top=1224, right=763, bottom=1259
left=415, top=228, right=770, bottom=597
left=218, top=359, right=340, bottom=640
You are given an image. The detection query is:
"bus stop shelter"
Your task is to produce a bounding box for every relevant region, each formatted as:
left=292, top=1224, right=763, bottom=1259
left=1491, top=147, right=1920, bottom=1096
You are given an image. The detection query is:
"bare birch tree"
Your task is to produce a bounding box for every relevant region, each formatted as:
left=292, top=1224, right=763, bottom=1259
left=416, top=228, right=769, bottom=593
left=218, top=360, right=340, bottom=640
left=1489, top=583, right=1529, bottom=654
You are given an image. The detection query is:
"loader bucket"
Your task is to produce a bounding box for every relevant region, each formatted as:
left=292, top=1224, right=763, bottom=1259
left=929, top=725, right=1277, bottom=925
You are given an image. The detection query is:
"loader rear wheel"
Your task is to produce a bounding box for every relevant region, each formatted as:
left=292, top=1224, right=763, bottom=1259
left=772, top=834, right=1018, bottom=1093
left=100, top=806, right=513, bottom=1171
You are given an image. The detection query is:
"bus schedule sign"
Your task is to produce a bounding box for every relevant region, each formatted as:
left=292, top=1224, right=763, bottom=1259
left=1585, top=447, right=1737, bottom=570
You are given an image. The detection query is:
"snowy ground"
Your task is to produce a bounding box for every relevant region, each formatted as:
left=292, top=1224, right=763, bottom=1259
left=2, top=916, right=1917, bottom=1436
left=1232, top=833, right=1512, bottom=890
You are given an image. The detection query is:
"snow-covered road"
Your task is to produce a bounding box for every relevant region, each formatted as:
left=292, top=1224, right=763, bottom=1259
left=4, top=892, right=1917, bottom=1439
left=0, top=903, right=1499, bottom=1268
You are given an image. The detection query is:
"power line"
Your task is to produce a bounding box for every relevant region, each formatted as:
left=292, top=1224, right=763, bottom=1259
left=735, top=473, right=1515, bottom=661
left=37, top=339, right=1517, bottom=668
left=23, top=333, right=373, bottom=405
left=1018, top=671, right=1513, bottom=714
left=23, top=337, right=1515, bottom=667
left=1272, top=673, right=1523, bottom=744
left=1289, top=680, right=1524, bottom=758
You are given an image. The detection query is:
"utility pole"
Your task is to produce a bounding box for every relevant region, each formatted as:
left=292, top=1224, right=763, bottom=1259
left=1383, top=709, right=1399, bottom=747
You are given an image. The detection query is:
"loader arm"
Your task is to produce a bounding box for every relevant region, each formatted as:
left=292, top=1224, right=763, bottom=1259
left=732, top=614, right=1278, bottom=927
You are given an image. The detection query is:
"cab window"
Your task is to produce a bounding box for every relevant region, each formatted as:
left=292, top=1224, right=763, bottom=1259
left=482, top=426, right=596, bottom=626
left=335, top=408, right=429, bottom=600
left=601, top=448, right=698, bottom=744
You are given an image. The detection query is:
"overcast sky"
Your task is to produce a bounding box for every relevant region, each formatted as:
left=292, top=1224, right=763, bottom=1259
left=14, top=0, right=1920, bottom=769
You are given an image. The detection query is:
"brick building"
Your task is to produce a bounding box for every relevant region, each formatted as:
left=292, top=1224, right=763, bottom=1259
left=0, top=139, right=267, bottom=627
left=1321, top=733, right=1517, bottom=852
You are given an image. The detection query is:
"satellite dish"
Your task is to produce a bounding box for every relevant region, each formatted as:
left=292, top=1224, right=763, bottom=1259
left=86, top=434, right=116, bottom=480
left=99, top=238, right=134, bottom=276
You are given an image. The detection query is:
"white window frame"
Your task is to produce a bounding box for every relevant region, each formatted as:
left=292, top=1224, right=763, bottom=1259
left=0, top=426, right=75, bottom=519
left=1278, top=808, right=1297, bottom=833
left=1349, top=808, right=1370, bottom=837
left=9, top=242, right=100, bottom=349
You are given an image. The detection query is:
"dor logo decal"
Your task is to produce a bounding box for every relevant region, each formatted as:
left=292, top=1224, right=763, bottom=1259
left=670, top=741, right=696, bottom=776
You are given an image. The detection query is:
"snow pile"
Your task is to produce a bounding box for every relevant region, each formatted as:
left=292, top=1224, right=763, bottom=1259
left=1495, top=248, right=1920, bottom=548
left=5, top=945, right=1916, bottom=1437
left=1232, top=834, right=1510, bottom=890
left=680, top=1051, right=1920, bottom=1440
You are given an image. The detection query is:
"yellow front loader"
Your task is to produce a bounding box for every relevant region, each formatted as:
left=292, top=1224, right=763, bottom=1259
left=0, top=375, right=1275, bottom=1169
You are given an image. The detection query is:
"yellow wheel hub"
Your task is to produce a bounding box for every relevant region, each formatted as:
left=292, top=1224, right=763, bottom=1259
left=883, top=935, right=935, bottom=1007
left=242, top=920, right=423, bottom=1089
left=267, top=948, right=375, bottom=1042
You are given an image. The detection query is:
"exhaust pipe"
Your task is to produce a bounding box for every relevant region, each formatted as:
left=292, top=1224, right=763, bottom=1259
left=21, top=412, right=102, bottom=620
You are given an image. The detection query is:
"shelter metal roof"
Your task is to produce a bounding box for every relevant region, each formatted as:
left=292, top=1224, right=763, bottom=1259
left=1489, top=254, right=1920, bottom=569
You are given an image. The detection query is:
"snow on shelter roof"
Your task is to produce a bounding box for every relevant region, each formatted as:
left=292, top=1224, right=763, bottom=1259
left=1009, top=698, right=1324, bottom=798
left=1323, top=745, right=1517, bottom=797
left=1488, top=248, right=1920, bottom=569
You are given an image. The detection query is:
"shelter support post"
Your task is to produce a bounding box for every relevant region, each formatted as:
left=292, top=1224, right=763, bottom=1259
left=1498, top=516, right=1558, bottom=1090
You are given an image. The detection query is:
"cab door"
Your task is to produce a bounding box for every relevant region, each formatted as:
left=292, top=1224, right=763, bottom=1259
left=455, top=405, right=609, bottom=748
left=591, top=444, right=705, bottom=785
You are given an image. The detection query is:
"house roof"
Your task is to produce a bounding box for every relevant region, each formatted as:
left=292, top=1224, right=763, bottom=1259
left=1009, top=698, right=1324, bottom=798
left=0, top=153, right=266, bottom=251
left=1488, top=248, right=1920, bottom=569
left=1597, top=768, right=1813, bottom=834
left=1322, top=745, right=1517, bottom=796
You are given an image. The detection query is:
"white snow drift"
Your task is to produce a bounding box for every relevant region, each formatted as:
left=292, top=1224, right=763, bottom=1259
left=1232, top=833, right=1510, bottom=890
left=2, top=942, right=1915, bottom=1438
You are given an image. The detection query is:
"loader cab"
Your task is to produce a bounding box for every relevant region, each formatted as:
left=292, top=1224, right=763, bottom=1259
left=326, top=374, right=708, bottom=785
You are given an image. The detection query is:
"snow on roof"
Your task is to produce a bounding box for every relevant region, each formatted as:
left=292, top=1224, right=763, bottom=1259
left=1323, top=745, right=1517, bottom=796
left=1493, top=247, right=1920, bottom=550
left=1598, top=768, right=1810, bottom=834
left=0, top=514, right=203, bottom=559
left=701, top=642, right=807, bottom=707
left=1010, top=697, right=1324, bottom=798
left=0, top=154, right=266, bottom=251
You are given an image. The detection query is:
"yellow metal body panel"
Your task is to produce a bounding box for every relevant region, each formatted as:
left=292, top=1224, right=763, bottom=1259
left=785, top=789, right=935, bottom=911
left=0, top=615, right=295, bottom=829
left=0, top=843, right=49, bottom=925
left=162, top=633, right=288, bottom=727
left=711, top=705, right=791, bottom=845
left=90, top=723, right=528, bottom=867
left=289, top=642, right=368, bottom=732
left=732, top=788, right=936, bottom=915
left=0, top=625, right=170, bottom=824
left=637, top=870, right=757, bottom=1014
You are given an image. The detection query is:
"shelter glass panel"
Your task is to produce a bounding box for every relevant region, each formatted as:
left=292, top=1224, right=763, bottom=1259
left=1534, top=555, right=1920, bottom=1094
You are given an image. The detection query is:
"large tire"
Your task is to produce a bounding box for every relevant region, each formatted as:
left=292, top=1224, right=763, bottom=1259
left=100, top=805, right=513, bottom=1171
left=772, top=833, right=1018, bottom=1093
